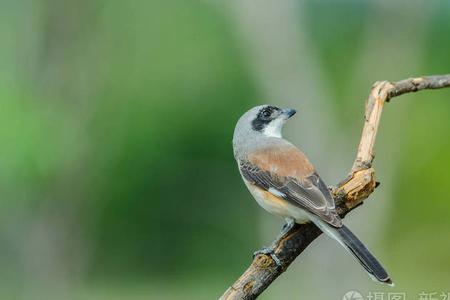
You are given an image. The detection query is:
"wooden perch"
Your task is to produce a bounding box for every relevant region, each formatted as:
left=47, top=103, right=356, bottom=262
left=220, top=74, right=450, bottom=300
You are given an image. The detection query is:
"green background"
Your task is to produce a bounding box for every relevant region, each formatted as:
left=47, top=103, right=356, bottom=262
left=1, top=1, right=449, bottom=299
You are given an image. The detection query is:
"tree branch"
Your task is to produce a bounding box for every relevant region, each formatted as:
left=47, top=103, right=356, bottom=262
left=220, top=74, right=450, bottom=300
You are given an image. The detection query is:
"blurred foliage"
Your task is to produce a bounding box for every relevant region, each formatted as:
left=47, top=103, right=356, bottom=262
left=0, top=0, right=450, bottom=299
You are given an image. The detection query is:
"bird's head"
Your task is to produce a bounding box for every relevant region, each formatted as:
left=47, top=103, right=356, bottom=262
left=240, top=105, right=297, bottom=138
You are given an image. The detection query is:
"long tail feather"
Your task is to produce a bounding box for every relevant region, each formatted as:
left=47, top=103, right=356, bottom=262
left=336, top=225, right=393, bottom=286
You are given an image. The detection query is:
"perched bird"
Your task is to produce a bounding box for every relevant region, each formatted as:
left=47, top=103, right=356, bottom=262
left=232, top=104, right=392, bottom=285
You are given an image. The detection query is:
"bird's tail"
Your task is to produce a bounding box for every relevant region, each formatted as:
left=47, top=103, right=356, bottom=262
left=335, top=225, right=393, bottom=286
left=314, top=220, right=393, bottom=286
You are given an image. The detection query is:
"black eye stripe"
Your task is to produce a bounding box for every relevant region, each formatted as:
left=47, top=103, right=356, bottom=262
left=258, top=106, right=278, bottom=118
left=251, top=106, right=280, bottom=131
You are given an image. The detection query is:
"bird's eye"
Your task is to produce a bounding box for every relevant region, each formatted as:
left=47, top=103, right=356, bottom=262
left=262, top=109, right=271, bottom=117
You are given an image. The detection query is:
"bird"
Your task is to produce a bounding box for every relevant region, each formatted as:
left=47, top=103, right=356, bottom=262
left=232, top=104, right=392, bottom=286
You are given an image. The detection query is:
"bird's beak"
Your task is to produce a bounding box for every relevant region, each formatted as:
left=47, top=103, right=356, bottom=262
left=281, top=108, right=297, bottom=119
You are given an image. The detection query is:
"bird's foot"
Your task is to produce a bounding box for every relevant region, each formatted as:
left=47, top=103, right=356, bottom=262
left=282, top=218, right=295, bottom=232
left=253, top=246, right=282, bottom=270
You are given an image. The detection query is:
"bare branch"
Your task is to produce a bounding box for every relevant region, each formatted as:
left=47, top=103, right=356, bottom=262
left=388, top=75, right=450, bottom=99
left=220, top=74, right=450, bottom=300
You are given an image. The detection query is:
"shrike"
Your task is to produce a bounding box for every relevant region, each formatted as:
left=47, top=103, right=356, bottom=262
left=232, top=105, right=392, bottom=285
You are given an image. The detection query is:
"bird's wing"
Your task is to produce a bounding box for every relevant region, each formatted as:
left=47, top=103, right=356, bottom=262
left=240, top=143, right=342, bottom=227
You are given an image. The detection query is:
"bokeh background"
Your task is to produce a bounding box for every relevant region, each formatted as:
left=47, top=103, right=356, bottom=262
left=1, top=0, right=450, bottom=299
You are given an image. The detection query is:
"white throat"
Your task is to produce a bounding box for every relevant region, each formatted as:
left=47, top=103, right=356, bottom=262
left=263, top=118, right=284, bottom=138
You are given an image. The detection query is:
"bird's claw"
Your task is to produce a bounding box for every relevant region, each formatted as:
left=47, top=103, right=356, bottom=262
left=253, top=246, right=282, bottom=270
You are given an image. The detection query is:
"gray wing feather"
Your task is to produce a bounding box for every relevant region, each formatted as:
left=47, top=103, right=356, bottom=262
left=239, top=160, right=342, bottom=227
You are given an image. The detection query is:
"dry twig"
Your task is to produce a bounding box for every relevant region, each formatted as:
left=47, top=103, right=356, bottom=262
left=220, top=74, right=450, bottom=300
